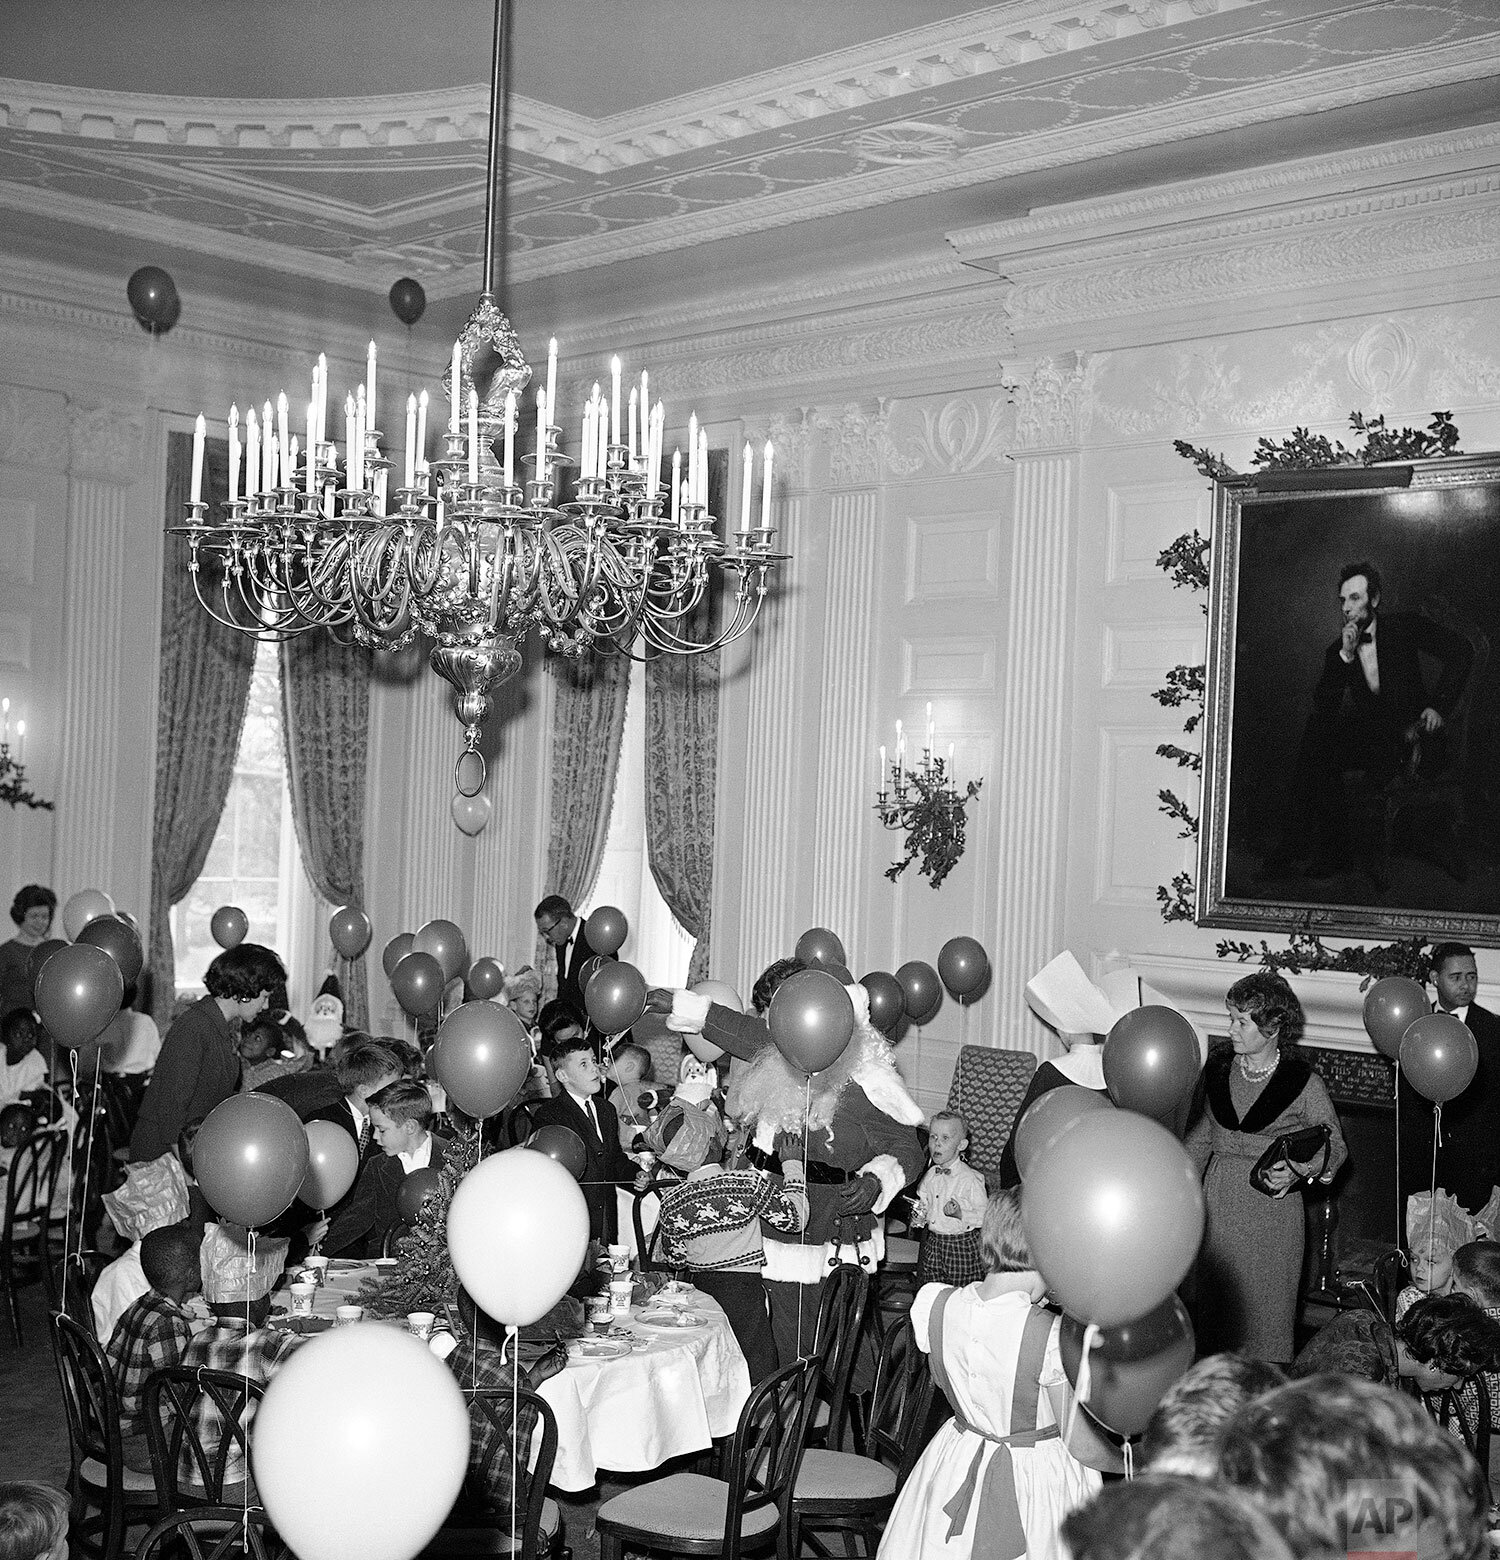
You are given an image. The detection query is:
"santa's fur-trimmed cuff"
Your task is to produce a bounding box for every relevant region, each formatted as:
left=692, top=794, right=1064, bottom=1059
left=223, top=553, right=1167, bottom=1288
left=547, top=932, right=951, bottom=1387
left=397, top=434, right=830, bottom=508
left=667, top=989, right=712, bottom=1033
left=859, top=1153, right=907, bottom=1215
left=845, top=982, right=870, bottom=1029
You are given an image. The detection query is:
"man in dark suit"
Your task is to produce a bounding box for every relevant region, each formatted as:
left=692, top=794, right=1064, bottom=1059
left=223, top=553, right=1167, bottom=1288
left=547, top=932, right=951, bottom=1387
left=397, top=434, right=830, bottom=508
left=321, top=1079, right=451, bottom=1257
left=1399, top=942, right=1500, bottom=1216
left=530, top=1030, right=634, bottom=1244
left=534, top=894, right=613, bottom=1013
left=1279, top=560, right=1473, bottom=876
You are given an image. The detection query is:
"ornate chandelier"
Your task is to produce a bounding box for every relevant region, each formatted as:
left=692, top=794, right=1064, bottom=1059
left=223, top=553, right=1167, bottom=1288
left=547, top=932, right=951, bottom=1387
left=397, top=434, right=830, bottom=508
left=177, top=0, right=785, bottom=802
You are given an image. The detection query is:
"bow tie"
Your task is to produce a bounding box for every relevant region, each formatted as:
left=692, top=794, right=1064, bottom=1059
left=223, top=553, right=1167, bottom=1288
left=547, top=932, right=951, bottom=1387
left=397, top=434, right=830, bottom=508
left=932, top=1166, right=952, bottom=1176
left=1358, top=629, right=1374, bottom=645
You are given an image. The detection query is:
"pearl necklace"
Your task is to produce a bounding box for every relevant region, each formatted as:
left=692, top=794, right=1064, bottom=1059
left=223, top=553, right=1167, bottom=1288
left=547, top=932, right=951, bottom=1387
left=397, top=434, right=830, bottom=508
left=1238, top=1051, right=1279, bottom=1082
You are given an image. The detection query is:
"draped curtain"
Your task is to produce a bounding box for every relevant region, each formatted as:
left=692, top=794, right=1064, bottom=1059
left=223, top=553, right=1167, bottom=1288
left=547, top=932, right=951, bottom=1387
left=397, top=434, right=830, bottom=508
left=543, top=654, right=631, bottom=993
left=280, top=633, right=372, bottom=1030
left=645, top=651, right=720, bottom=984
left=149, top=434, right=255, bottom=1024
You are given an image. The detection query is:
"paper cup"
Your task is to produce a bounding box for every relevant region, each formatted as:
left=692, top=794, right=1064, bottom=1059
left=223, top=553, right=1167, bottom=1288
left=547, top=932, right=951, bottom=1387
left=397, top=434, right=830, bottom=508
left=407, top=1310, right=436, bottom=1340
left=607, top=1244, right=630, bottom=1275
left=289, top=1283, right=316, bottom=1316
left=335, top=1304, right=363, bottom=1326
left=587, top=1294, right=613, bottom=1330
left=304, top=1256, right=329, bottom=1283
left=609, top=1278, right=633, bottom=1317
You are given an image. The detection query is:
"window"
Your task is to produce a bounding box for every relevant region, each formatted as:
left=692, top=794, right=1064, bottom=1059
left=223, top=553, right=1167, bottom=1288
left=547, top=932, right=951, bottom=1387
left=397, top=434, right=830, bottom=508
left=171, top=639, right=312, bottom=995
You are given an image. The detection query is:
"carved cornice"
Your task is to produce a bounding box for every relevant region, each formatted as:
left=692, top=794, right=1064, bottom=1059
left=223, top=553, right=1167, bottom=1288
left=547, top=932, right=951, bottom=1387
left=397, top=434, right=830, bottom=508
left=0, top=384, right=68, bottom=467
left=811, top=401, right=923, bottom=487
left=68, top=402, right=144, bottom=482
left=907, top=397, right=1012, bottom=473
left=1001, top=354, right=1097, bottom=450
left=745, top=409, right=817, bottom=490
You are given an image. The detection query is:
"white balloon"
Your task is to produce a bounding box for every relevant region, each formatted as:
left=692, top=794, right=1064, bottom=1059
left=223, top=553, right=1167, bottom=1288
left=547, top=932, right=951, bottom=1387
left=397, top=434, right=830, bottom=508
left=683, top=979, right=742, bottom=1061
left=448, top=1148, right=589, bottom=1327
left=62, top=888, right=114, bottom=941
left=253, top=1326, right=468, bottom=1560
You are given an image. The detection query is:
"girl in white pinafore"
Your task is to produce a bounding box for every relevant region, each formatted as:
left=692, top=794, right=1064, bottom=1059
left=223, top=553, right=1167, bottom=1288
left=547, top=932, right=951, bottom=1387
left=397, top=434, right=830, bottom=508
left=879, top=1193, right=1111, bottom=1560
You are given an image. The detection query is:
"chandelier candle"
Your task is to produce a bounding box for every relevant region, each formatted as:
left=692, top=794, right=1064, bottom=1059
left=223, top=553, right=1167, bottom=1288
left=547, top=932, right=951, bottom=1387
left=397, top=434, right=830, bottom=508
left=190, top=414, right=205, bottom=506
left=366, top=341, right=377, bottom=431
left=502, top=390, right=515, bottom=490
left=228, top=406, right=240, bottom=505
left=245, top=406, right=258, bottom=501
left=416, top=389, right=429, bottom=473
left=305, top=403, right=317, bottom=497
left=610, top=356, right=621, bottom=446
left=546, top=337, right=557, bottom=431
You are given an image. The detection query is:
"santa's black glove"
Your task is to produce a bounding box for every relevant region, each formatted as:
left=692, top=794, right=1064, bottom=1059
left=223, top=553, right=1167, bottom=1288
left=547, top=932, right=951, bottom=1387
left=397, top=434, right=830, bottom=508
left=837, top=1173, right=881, bottom=1216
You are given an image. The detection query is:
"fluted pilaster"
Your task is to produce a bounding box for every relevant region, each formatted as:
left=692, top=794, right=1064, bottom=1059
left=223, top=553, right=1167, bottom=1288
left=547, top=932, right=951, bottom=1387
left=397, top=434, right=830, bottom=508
left=400, top=675, right=465, bottom=930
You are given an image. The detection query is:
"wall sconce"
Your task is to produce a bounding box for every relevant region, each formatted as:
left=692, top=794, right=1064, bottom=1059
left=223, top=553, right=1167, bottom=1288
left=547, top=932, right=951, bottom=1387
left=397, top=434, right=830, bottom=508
left=875, top=706, right=981, bottom=889
left=1, top=700, right=52, bottom=811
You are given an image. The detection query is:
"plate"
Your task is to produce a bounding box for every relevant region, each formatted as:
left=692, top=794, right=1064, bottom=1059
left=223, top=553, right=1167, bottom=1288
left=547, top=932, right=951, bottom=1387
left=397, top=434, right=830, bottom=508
left=270, top=1314, right=334, bottom=1335
left=636, top=1310, right=706, bottom=1330
left=569, top=1336, right=631, bottom=1360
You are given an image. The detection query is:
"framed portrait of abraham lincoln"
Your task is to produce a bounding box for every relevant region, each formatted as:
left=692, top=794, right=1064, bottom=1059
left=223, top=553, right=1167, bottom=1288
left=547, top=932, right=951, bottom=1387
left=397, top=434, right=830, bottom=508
left=1197, top=452, right=1500, bottom=943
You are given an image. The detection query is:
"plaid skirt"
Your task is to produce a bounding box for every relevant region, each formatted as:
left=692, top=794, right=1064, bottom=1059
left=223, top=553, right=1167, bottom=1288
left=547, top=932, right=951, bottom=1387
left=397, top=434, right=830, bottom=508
left=917, top=1227, right=985, bottom=1286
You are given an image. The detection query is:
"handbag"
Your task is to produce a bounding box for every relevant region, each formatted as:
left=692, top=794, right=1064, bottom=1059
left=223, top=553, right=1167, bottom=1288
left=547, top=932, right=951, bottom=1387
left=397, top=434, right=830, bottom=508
left=1249, top=1122, right=1332, bottom=1197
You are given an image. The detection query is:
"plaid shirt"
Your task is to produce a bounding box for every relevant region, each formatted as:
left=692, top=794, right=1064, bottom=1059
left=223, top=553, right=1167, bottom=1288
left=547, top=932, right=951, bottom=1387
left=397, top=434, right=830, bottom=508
left=178, top=1320, right=304, bottom=1488
left=104, top=1290, right=198, bottom=1436
left=446, top=1336, right=548, bottom=1519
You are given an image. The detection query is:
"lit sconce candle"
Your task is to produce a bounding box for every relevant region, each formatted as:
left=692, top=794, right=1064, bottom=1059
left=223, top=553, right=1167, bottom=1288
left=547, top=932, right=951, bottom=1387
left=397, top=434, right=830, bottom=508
left=535, top=387, right=548, bottom=481
left=228, top=405, right=240, bottom=505
left=580, top=396, right=594, bottom=482
left=628, top=388, right=638, bottom=463
left=879, top=744, right=887, bottom=789
left=449, top=339, right=463, bottom=434
left=468, top=388, right=480, bottom=486
left=261, top=400, right=275, bottom=493
left=687, top=414, right=698, bottom=503
left=896, top=719, right=906, bottom=766
left=740, top=440, right=752, bottom=531
left=404, top=394, right=417, bottom=490
left=277, top=393, right=290, bottom=488
left=15, top=719, right=24, bottom=763
left=289, top=437, right=300, bottom=497
left=416, top=389, right=429, bottom=479
left=366, top=340, right=377, bottom=430
left=503, top=389, right=516, bottom=488
left=610, top=356, right=622, bottom=447
left=671, top=447, right=681, bottom=528
left=546, top=337, right=558, bottom=432
left=639, top=369, right=649, bottom=441
left=355, top=386, right=367, bottom=491
left=245, top=407, right=259, bottom=500
left=344, top=395, right=355, bottom=487
left=305, top=401, right=316, bottom=497
left=948, top=742, right=955, bottom=776
left=595, top=400, right=608, bottom=479
left=3, top=697, right=10, bottom=743
left=761, top=441, right=773, bottom=528
left=190, top=413, right=206, bottom=505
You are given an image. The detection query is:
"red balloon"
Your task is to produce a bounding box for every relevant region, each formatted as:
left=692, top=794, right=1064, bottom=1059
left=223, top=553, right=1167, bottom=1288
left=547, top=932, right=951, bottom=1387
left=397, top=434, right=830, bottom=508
left=1103, top=1007, right=1201, bottom=1119
left=300, top=1120, right=360, bottom=1211
left=585, top=962, right=648, bottom=1035
left=821, top=962, right=854, bottom=987
left=413, top=919, right=467, bottom=983
left=577, top=955, right=606, bottom=993
left=585, top=906, right=628, bottom=957
left=1400, top=1013, right=1479, bottom=1104
left=1363, top=976, right=1430, bottom=1061
left=467, top=957, right=505, bottom=1001
left=392, top=951, right=445, bottom=1017
left=767, top=969, right=856, bottom=1075
left=329, top=906, right=373, bottom=960
left=860, top=971, right=906, bottom=1035
left=382, top=933, right=415, bottom=979
left=896, top=960, right=942, bottom=1025
left=396, top=1167, right=444, bottom=1225
left=194, top=1093, right=310, bottom=1229
left=76, top=914, right=144, bottom=987
left=795, top=927, right=847, bottom=970
left=35, top=943, right=124, bottom=1048
left=211, top=905, right=249, bottom=949
left=525, top=1125, right=588, bottom=1181
left=938, top=936, right=989, bottom=998
left=25, top=938, right=67, bottom=989
left=429, top=1000, right=532, bottom=1119
left=1012, top=1085, right=1113, bottom=1181
left=1059, top=1296, right=1195, bottom=1438
left=1022, top=1110, right=1204, bottom=1328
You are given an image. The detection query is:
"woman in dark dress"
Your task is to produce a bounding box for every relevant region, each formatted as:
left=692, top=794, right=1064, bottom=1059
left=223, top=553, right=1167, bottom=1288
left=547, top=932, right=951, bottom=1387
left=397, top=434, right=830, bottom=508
left=0, top=884, right=56, bottom=1021
left=1186, top=971, right=1347, bottom=1362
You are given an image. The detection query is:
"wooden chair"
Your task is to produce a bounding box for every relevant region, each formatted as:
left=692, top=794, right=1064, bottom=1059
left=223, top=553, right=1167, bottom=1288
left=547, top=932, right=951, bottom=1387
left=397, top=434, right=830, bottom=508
left=383, top=1222, right=413, bottom=1258
left=595, top=1356, right=817, bottom=1560
left=809, top=1263, right=870, bottom=1452
left=2, top=1125, right=68, bottom=1344
left=946, top=1047, right=1037, bottom=1190
left=142, top=1365, right=266, bottom=1514
left=631, top=1176, right=673, bottom=1273
left=789, top=1314, right=937, bottom=1557
left=47, top=1247, right=111, bottom=1333
left=1373, top=1247, right=1410, bottom=1324
left=420, top=1387, right=560, bottom=1560
left=49, top=1311, right=158, bottom=1560
left=131, top=1508, right=290, bottom=1560
left=1424, top=1375, right=1492, bottom=1491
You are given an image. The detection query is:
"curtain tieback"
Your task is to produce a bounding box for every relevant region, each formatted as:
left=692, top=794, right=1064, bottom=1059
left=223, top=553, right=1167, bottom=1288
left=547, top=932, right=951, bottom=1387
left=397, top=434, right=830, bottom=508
left=941, top=1418, right=1060, bottom=1560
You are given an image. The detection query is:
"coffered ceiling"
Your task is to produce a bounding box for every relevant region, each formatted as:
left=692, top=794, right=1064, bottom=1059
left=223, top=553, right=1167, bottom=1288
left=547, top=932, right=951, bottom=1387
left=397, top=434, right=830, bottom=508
left=2, top=0, right=1498, bottom=330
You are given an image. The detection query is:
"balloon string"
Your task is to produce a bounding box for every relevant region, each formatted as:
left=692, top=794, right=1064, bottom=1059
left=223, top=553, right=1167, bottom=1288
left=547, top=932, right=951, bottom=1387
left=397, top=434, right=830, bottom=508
left=1393, top=1066, right=1402, bottom=1259
left=1066, top=1322, right=1098, bottom=1450
left=797, top=1073, right=811, bottom=1362
left=1429, top=1105, right=1441, bottom=1287
left=76, top=1049, right=104, bottom=1264
left=508, top=1324, right=519, bottom=1560
left=1123, top=1438, right=1134, bottom=1481
left=245, top=1227, right=255, bottom=1540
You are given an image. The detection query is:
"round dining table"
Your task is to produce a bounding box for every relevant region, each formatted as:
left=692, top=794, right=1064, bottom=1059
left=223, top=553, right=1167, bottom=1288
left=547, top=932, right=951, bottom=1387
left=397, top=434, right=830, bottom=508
left=295, top=1259, right=752, bottom=1492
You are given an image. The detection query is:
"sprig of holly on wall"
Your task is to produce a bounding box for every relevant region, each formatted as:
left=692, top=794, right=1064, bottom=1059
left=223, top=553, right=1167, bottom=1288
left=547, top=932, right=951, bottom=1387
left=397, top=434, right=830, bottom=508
left=1154, top=411, right=1462, bottom=973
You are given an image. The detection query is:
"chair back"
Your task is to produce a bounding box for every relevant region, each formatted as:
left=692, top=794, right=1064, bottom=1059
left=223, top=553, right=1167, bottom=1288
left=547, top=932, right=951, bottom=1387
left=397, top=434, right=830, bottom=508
left=1373, top=1247, right=1410, bottom=1324
left=50, top=1311, right=131, bottom=1560
left=454, top=1387, right=558, bottom=1559
left=813, top=1262, right=870, bottom=1448
left=52, top=1248, right=110, bottom=1331
left=142, top=1365, right=265, bottom=1514
left=133, top=1508, right=290, bottom=1560
left=864, top=1314, right=936, bottom=1487
left=947, top=1047, right=1036, bottom=1187
left=631, top=1176, right=671, bottom=1273
left=382, top=1221, right=412, bottom=1258
left=722, top=1356, right=817, bottom=1560
left=497, top=1101, right=538, bottom=1150
left=5, top=1125, right=67, bottom=1238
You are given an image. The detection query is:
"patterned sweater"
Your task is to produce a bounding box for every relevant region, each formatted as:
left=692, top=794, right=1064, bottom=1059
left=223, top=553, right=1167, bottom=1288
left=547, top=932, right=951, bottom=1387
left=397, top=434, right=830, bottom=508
left=658, top=1167, right=809, bottom=1273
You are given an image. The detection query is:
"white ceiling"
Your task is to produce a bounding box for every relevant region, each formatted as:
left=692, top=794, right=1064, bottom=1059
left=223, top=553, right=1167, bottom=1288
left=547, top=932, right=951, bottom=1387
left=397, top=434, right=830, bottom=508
left=2, top=0, right=1498, bottom=334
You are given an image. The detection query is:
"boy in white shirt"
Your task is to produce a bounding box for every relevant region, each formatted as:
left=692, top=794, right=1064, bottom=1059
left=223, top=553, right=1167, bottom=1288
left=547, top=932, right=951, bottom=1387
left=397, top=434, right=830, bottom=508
left=910, top=1110, right=989, bottom=1285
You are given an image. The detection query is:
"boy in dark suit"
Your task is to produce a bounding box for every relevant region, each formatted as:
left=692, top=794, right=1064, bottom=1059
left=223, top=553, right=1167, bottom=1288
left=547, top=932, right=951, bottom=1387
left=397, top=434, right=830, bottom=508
left=531, top=1032, right=633, bottom=1243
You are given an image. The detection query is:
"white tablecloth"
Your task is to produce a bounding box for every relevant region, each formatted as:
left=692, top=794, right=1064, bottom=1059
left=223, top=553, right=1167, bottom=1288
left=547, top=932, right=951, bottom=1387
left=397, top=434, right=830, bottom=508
left=299, top=1262, right=750, bottom=1493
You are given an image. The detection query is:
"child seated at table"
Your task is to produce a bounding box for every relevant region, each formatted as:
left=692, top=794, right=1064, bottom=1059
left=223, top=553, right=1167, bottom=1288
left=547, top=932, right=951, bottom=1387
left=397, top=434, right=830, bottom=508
left=656, top=1137, right=807, bottom=1383
left=909, top=1110, right=988, bottom=1286
left=642, top=1053, right=725, bottom=1177
left=0, top=1481, right=68, bottom=1560
left=103, top=1225, right=205, bottom=1471
left=606, top=1044, right=665, bottom=1153
left=0, top=1102, right=35, bottom=1178
left=93, top=1151, right=194, bottom=1342
left=1397, top=1188, right=1472, bottom=1318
